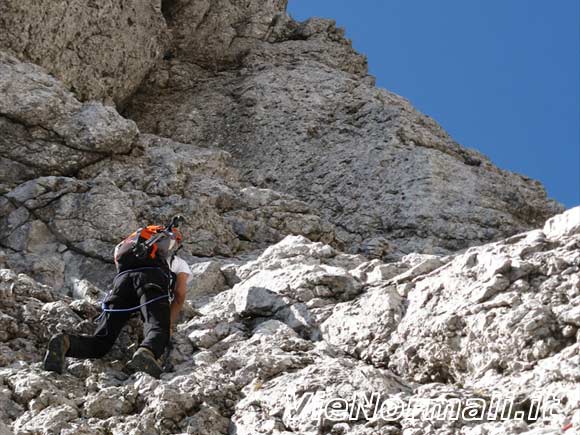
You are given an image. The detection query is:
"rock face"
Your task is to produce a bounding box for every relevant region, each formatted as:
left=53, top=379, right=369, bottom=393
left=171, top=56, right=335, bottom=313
left=0, top=51, right=139, bottom=192
left=0, top=0, right=167, bottom=105
left=1, top=0, right=562, bottom=287
left=162, top=0, right=290, bottom=69
left=0, top=53, right=334, bottom=290
left=0, top=210, right=578, bottom=434
left=126, top=9, right=562, bottom=255
left=0, top=2, right=575, bottom=435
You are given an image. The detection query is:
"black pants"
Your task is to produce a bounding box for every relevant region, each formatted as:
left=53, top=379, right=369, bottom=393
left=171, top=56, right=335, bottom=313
left=67, top=268, right=171, bottom=360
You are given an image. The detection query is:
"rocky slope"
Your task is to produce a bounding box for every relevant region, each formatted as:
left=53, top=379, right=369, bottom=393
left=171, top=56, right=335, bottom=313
left=0, top=207, right=578, bottom=435
left=0, top=1, right=576, bottom=435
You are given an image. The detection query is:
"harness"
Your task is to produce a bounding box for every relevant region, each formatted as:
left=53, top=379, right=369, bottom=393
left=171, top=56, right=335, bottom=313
left=94, top=267, right=175, bottom=324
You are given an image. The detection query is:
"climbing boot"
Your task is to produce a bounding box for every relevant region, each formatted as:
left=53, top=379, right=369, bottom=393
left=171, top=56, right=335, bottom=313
left=126, top=347, right=163, bottom=378
left=43, top=333, right=70, bottom=374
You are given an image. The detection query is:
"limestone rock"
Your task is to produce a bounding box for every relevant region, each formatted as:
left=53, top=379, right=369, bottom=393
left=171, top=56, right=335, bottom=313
left=161, top=0, right=290, bottom=69
left=387, top=218, right=580, bottom=389
left=13, top=404, right=79, bottom=435
left=1, top=176, right=135, bottom=289
left=127, top=10, right=562, bottom=256
left=0, top=210, right=578, bottom=434
left=180, top=404, right=230, bottom=435
left=71, top=279, right=106, bottom=303
left=1, top=17, right=338, bottom=293
left=83, top=386, right=137, bottom=419
left=0, top=2, right=575, bottom=434
left=0, top=52, right=138, bottom=192
left=543, top=205, right=580, bottom=240
left=231, top=358, right=410, bottom=435
left=2, top=121, right=335, bottom=291
left=0, top=0, right=167, bottom=104
left=187, top=261, right=227, bottom=299
left=0, top=420, right=12, bottom=435
left=234, top=285, right=286, bottom=317
left=224, top=186, right=335, bottom=246
left=321, top=283, right=403, bottom=365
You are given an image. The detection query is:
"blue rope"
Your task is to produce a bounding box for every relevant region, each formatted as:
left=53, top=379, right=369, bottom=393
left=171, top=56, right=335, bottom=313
left=102, top=294, right=170, bottom=313
left=93, top=267, right=173, bottom=334
left=94, top=294, right=170, bottom=324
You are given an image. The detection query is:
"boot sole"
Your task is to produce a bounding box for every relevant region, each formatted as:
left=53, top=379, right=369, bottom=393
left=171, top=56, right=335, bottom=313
left=43, top=336, right=66, bottom=374
left=126, top=352, right=163, bottom=378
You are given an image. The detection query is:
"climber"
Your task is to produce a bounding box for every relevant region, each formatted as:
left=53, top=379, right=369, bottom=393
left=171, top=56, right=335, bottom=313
left=43, top=216, right=193, bottom=378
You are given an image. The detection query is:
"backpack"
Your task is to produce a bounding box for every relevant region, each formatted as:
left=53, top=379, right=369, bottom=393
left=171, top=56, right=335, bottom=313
left=114, top=225, right=177, bottom=273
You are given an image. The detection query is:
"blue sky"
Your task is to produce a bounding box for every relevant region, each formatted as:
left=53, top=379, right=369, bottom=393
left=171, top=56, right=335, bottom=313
left=288, top=0, right=579, bottom=208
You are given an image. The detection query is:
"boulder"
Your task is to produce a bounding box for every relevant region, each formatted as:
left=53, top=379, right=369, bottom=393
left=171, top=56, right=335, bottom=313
left=543, top=206, right=580, bottom=240
left=187, top=261, right=227, bottom=299
left=234, top=286, right=286, bottom=317
left=0, top=52, right=138, bottom=190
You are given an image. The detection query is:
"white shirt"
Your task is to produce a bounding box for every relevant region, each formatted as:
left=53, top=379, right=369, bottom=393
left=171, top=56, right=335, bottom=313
left=170, top=256, right=193, bottom=285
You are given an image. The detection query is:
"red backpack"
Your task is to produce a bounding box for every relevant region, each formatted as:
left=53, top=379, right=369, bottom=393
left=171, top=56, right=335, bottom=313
left=114, top=225, right=176, bottom=273
left=114, top=216, right=185, bottom=273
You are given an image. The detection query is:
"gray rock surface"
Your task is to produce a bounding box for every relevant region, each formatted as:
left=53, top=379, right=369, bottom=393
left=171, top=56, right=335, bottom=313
left=126, top=10, right=562, bottom=256
left=0, top=420, right=12, bottom=435
left=0, top=2, right=576, bottom=435
left=161, top=0, right=290, bottom=69
left=0, top=0, right=563, bottom=286
left=0, top=213, right=578, bottom=434
left=0, top=0, right=167, bottom=105
left=0, top=53, right=335, bottom=291
left=0, top=51, right=138, bottom=193
left=187, top=261, right=227, bottom=300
